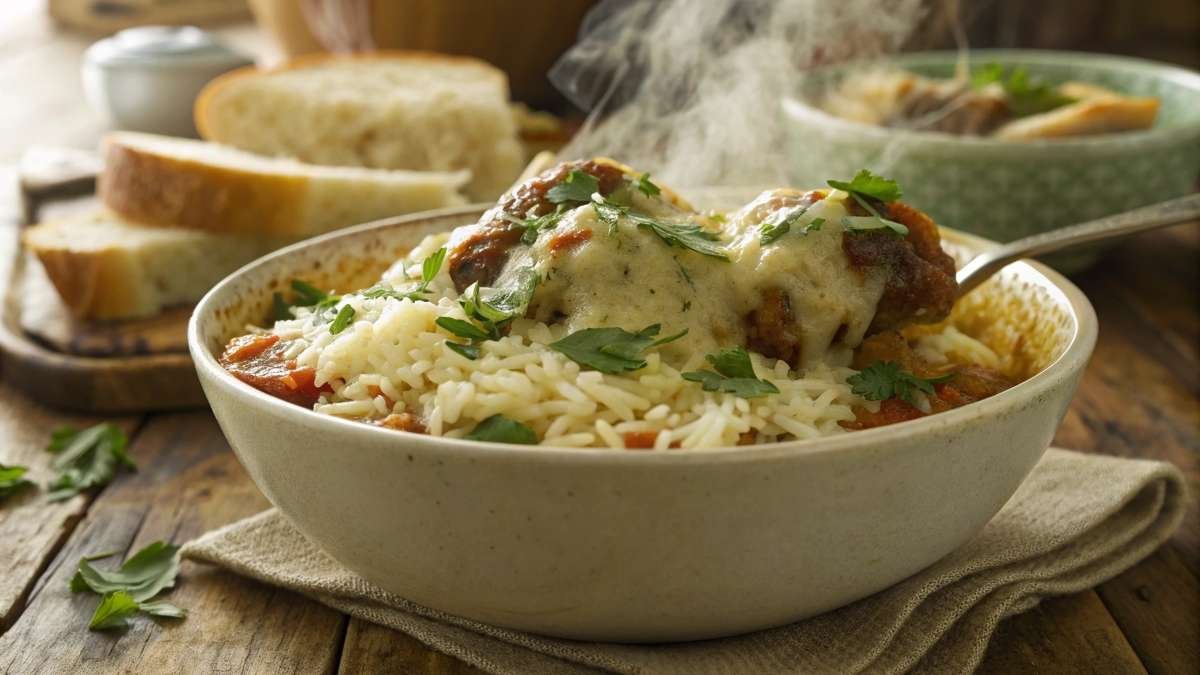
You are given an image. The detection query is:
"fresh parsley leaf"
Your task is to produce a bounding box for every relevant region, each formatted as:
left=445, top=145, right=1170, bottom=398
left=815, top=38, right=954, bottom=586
left=827, top=169, right=903, bottom=203
left=590, top=195, right=727, bottom=259
left=328, top=304, right=355, bottom=335
left=362, top=248, right=447, bottom=301
left=290, top=280, right=330, bottom=307
left=550, top=324, right=687, bottom=374
left=504, top=209, right=566, bottom=246
left=271, top=293, right=294, bottom=321
left=445, top=342, right=481, bottom=360
left=828, top=170, right=909, bottom=237
left=462, top=267, right=539, bottom=325
left=70, top=541, right=181, bottom=601
left=137, top=600, right=187, bottom=619
left=634, top=173, right=661, bottom=197
left=0, top=463, right=33, bottom=500
left=45, top=424, right=134, bottom=502
left=759, top=207, right=824, bottom=245
left=682, top=347, right=780, bottom=398
left=842, top=215, right=908, bottom=236
left=847, top=361, right=955, bottom=406
left=971, top=63, right=1074, bottom=117
left=547, top=170, right=600, bottom=204
left=89, top=591, right=140, bottom=631
left=592, top=199, right=624, bottom=236
left=465, top=414, right=538, bottom=445
left=436, top=317, right=493, bottom=341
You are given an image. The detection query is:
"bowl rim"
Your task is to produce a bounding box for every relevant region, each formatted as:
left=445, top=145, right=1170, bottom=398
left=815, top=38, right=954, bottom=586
left=188, top=205, right=1098, bottom=466
left=783, top=48, right=1200, bottom=150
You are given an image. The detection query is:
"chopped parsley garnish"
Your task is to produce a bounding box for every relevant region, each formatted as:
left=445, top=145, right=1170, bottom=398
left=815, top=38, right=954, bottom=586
left=465, top=414, right=538, bottom=445
left=550, top=324, right=688, bottom=374
left=70, top=541, right=186, bottom=631
left=547, top=169, right=600, bottom=204
left=827, top=169, right=908, bottom=237
left=504, top=208, right=566, bottom=245
left=682, top=347, right=780, bottom=398
left=328, top=304, right=356, bottom=335
left=759, top=206, right=824, bottom=245
left=971, top=63, right=1075, bottom=117
left=290, top=280, right=331, bottom=307
left=439, top=267, right=540, bottom=359
left=361, top=247, right=446, bottom=301
left=0, top=463, right=33, bottom=500
left=45, top=424, right=135, bottom=502
left=592, top=195, right=728, bottom=260
left=271, top=293, right=293, bottom=321
left=634, top=172, right=661, bottom=197
left=847, top=361, right=954, bottom=406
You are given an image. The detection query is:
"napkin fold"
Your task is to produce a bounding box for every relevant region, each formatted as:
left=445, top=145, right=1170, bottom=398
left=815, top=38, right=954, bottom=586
left=182, top=448, right=1187, bottom=674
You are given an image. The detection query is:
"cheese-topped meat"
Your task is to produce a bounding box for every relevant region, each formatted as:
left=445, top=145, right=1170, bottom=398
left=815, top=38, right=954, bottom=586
left=444, top=160, right=958, bottom=367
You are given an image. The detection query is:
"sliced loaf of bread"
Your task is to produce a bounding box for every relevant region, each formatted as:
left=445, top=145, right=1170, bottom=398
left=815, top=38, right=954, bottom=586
left=99, top=131, right=469, bottom=238
left=23, top=211, right=281, bottom=320
left=194, top=52, right=525, bottom=201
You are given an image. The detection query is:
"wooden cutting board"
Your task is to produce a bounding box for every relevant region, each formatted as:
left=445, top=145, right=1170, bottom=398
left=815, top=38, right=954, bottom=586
left=0, top=157, right=203, bottom=413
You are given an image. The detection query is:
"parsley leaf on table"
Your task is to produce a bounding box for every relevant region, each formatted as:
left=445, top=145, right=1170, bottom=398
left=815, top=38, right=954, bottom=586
left=550, top=324, right=688, bottom=374
left=682, top=347, right=780, bottom=399
left=70, top=541, right=188, bottom=631
left=44, top=424, right=135, bottom=502
left=547, top=170, right=600, bottom=204
left=0, top=463, right=33, bottom=501
left=89, top=591, right=140, bottom=631
left=827, top=169, right=909, bottom=237
left=465, top=415, right=539, bottom=445
left=847, top=361, right=955, bottom=406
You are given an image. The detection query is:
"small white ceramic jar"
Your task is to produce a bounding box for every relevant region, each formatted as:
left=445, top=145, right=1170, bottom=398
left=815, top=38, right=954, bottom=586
left=82, top=26, right=253, bottom=137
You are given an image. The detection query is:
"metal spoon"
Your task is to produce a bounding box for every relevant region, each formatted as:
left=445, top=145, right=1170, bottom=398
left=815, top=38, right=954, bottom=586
left=956, top=193, right=1200, bottom=295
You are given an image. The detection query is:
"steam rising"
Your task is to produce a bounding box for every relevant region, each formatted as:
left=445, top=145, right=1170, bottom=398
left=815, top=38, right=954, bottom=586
left=551, top=0, right=931, bottom=188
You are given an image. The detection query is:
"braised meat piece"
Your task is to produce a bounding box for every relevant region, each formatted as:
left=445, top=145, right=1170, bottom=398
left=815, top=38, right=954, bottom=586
left=843, top=201, right=958, bottom=333
left=447, top=159, right=627, bottom=291
left=219, top=333, right=325, bottom=407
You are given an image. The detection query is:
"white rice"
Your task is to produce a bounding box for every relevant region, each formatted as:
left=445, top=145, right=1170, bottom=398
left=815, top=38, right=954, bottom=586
left=259, top=235, right=998, bottom=450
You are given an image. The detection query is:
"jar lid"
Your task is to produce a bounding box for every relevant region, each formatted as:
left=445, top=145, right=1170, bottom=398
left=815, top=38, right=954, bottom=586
left=85, top=26, right=251, bottom=69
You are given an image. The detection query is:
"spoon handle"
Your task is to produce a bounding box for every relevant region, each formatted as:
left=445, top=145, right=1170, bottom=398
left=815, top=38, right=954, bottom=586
left=956, top=193, right=1200, bottom=295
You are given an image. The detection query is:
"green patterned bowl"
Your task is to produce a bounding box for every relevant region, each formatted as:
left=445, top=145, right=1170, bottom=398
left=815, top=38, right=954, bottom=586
left=783, top=49, right=1200, bottom=272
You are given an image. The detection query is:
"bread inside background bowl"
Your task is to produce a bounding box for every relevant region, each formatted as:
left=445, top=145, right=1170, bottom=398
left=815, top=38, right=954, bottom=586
left=199, top=212, right=1077, bottom=421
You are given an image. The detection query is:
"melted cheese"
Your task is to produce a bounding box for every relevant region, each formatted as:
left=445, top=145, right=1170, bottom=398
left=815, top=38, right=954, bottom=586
left=515, top=189, right=887, bottom=368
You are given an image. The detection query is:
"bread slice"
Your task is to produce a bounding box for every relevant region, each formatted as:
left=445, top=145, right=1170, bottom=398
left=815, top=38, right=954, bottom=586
left=99, top=131, right=469, bottom=238
left=23, top=211, right=281, bottom=320
left=194, top=52, right=525, bottom=201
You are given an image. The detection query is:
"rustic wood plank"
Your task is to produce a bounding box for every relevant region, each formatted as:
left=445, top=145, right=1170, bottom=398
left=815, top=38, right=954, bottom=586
left=0, top=412, right=347, bottom=673
left=0, top=380, right=141, bottom=630
left=977, top=591, right=1147, bottom=675
left=1096, top=545, right=1200, bottom=675
left=338, top=620, right=484, bottom=674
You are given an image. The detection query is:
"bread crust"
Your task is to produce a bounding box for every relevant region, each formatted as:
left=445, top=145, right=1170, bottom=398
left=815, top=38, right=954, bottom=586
left=195, top=50, right=509, bottom=140
left=23, top=224, right=142, bottom=319
left=99, top=136, right=308, bottom=236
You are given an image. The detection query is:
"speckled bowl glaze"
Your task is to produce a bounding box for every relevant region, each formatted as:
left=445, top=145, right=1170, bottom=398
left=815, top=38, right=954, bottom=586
left=784, top=49, right=1200, bottom=272
left=189, top=206, right=1097, bottom=642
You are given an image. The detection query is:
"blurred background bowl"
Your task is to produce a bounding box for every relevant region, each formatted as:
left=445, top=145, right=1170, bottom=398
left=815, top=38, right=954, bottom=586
left=784, top=49, right=1200, bottom=272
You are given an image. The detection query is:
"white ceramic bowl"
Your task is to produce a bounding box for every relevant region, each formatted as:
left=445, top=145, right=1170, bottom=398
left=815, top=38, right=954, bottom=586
left=189, top=206, right=1097, bottom=642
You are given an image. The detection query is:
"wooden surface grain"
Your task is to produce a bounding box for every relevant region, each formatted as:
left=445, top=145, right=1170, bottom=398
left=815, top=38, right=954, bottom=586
left=0, top=5, right=1196, bottom=674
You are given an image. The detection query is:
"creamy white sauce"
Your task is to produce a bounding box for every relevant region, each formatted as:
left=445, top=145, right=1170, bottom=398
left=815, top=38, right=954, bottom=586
left=510, top=188, right=886, bottom=368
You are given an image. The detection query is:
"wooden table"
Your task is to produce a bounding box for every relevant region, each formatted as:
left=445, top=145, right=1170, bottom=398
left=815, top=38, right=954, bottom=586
left=1, top=5, right=1197, bottom=674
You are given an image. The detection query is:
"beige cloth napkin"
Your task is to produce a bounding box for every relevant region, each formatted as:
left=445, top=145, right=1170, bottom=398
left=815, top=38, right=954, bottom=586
left=182, top=448, right=1187, bottom=674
